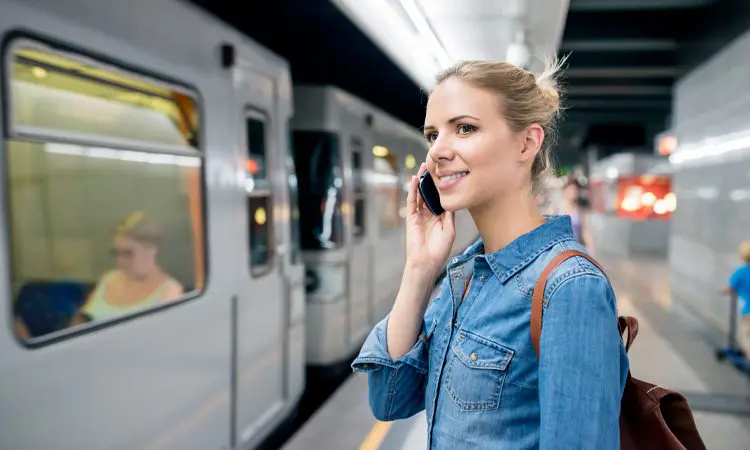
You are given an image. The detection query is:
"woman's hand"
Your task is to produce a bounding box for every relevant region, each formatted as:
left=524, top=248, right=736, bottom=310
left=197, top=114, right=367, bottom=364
left=404, top=163, right=455, bottom=279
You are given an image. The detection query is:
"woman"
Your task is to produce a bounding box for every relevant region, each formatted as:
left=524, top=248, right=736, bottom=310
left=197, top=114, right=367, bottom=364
left=352, top=59, right=629, bottom=449
left=14, top=212, right=183, bottom=339
left=74, top=211, right=183, bottom=322
left=560, top=177, right=596, bottom=254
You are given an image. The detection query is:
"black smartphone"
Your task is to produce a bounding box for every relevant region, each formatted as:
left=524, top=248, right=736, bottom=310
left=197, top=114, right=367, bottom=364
left=418, top=170, right=444, bottom=216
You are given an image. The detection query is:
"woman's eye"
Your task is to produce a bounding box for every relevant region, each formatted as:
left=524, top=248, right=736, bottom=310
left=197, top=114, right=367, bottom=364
left=458, top=124, right=476, bottom=134
left=425, top=132, right=438, bottom=143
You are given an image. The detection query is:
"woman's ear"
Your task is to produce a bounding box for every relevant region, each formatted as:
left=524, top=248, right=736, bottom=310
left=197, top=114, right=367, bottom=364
left=518, top=124, right=544, bottom=163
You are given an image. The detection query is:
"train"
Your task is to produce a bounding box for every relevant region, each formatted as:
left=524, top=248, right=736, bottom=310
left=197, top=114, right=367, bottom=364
left=0, top=1, right=477, bottom=449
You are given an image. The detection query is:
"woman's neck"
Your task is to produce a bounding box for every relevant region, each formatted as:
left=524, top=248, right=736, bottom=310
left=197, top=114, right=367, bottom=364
left=123, top=265, right=162, bottom=283
left=470, top=193, right=546, bottom=254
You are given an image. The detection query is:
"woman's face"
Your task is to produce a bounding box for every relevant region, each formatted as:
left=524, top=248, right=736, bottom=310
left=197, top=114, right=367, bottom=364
left=423, top=77, right=542, bottom=213
left=112, top=234, right=157, bottom=278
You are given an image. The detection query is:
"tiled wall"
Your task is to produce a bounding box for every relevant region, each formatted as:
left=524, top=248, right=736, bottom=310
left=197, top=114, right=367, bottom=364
left=669, top=28, right=750, bottom=332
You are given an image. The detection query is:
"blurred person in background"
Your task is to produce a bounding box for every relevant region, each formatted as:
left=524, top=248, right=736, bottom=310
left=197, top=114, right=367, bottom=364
left=559, top=177, right=596, bottom=255
left=722, top=240, right=750, bottom=356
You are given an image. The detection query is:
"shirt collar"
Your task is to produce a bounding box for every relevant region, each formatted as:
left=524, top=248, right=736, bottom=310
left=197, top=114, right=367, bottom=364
left=448, top=215, right=577, bottom=283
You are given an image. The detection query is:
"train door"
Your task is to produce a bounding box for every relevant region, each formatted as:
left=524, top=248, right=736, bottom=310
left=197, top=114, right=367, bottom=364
left=347, top=136, right=371, bottom=345
left=282, top=133, right=306, bottom=405
left=230, top=66, right=287, bottom=446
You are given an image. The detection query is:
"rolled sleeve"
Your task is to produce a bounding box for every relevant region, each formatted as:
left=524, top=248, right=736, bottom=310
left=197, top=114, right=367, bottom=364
left=351, top=314, right=429, bottom=421
left=538, top=272, right=627, bottom=450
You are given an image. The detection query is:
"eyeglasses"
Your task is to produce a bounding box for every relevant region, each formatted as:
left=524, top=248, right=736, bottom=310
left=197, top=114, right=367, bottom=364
left=111, top=247, right=135, bottom=258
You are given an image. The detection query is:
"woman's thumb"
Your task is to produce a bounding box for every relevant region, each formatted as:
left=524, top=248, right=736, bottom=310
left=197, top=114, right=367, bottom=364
left=443, top=210, right=455, bottom=231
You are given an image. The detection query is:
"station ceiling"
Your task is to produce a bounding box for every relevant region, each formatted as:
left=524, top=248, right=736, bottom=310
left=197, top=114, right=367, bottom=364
left=191, top=0, right=748, bottom=167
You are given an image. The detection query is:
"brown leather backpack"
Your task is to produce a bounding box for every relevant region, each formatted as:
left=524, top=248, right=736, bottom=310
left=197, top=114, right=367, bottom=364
left=531, top=250, right=707, bottom=450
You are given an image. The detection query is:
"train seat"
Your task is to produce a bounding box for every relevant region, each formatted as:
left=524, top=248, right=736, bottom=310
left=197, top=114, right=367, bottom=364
left=14, top=280, right=94, bottom=338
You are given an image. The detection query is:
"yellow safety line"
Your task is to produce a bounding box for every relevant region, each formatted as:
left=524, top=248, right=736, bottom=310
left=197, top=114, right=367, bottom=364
left=358, top=420, right=393, bottom=450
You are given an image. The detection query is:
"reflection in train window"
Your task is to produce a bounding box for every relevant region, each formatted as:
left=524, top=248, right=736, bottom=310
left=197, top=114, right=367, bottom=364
left=245, top=112, right=273, bottom=274
left=351, top=138, right=366, bottom=239
left=11, top=45, right=199, bottom=151
left=6, top=40, right=205, bottom=342
left=292, top=131, right=344, bottom=250
left=373, top=151, right=400, bottom=232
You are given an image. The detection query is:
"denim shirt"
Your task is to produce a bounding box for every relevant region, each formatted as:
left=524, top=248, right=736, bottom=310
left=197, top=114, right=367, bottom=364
left=352, top=215, right=629, bottom=449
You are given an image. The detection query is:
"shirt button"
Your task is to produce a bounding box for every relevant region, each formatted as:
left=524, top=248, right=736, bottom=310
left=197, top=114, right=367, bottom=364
left=470, top=353, right=478, bottom=361
left=479, top=274, right=485, bottom=281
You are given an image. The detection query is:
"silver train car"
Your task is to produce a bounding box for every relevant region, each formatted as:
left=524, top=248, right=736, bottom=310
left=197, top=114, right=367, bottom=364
left=290, top=85, right=476, bottom=368
left=0, top=0, right=477, bottom=449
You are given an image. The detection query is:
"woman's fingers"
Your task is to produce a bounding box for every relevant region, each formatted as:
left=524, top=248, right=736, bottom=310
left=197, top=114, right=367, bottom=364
left=407, top=175, right=418, bottom=215
left=415, top=163, right=428, bottom=211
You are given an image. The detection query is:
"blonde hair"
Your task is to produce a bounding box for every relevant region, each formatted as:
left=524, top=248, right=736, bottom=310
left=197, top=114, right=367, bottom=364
left=434, top=56, right=566, bottom=193
left=739, top=241, right=750, bottom=263
left=115, top=211, right=163, bottom=247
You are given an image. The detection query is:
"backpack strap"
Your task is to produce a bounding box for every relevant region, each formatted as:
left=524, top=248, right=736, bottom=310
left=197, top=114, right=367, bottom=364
left=618, top=316, right=639, bottom=352
left=531, top=250, right=610, bottom=357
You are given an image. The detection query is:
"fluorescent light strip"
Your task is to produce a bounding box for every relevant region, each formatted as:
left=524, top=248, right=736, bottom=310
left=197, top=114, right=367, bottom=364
left=670, top=129, right=750, bottom=164
left=331, top=0, right=440, bottom=88
left=45, top=142, right=200, bottom=167
left=398, top=0, right=452, bottom=68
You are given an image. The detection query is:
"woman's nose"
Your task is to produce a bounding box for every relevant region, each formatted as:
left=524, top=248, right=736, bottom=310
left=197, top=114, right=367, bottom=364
left=428, top=135, right=455, bottom=162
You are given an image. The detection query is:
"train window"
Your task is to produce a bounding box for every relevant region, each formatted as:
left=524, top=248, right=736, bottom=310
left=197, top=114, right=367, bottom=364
left=351, top=138, right=366, bottom=239
left=248, top=196, right=271, bottom=267
left=373, top=152, right=400, bottom=233
left=5, top=41, right=206, bottom=343
left=292, top=131, right=344, bottom=250
left=246, top=116, right=268, bottom=186
left=245, top=112, right=273, bottom=274
left=9, top=44, right=199, bottom=151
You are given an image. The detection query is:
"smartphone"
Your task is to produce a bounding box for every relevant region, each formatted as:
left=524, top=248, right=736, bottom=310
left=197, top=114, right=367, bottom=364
left=418, top=170, right=444, bottom=216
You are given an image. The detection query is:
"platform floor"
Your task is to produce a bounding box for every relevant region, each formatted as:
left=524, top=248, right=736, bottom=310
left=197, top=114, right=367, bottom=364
left=282, top=253, right=750, bottom=450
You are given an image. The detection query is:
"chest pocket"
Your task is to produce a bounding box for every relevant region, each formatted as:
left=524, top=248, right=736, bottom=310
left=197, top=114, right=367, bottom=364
left=445, top=330, right=515, bottom=412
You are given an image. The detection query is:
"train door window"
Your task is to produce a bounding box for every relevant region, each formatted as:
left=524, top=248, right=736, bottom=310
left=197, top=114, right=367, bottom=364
left=291, top=131, right=344, bottom=250
left=372, top=145, right=400, bottom=233
left=351, top=137, right=365, bottom=239
left=245, top=111, right=273, bottom=275
left=5, top=39, right=206, bottom=343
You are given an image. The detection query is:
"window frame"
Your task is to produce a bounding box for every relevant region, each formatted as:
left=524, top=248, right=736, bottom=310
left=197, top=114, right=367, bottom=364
left=244, top=107, right=275, bottom=278
left=2, top=32, right=209, bottom=348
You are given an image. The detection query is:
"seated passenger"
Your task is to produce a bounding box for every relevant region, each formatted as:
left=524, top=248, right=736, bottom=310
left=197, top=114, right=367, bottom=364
left=75, top=211, right=183, bottom=322
left=722, top=240, right=750, bottom=356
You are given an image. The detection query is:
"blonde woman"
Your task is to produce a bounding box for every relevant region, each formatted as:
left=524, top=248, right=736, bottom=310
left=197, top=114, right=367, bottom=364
left=76, top=212, right=183, bottom=322
left=353, top=59, right=628, bottom=449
